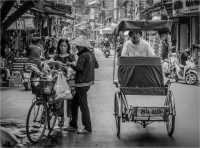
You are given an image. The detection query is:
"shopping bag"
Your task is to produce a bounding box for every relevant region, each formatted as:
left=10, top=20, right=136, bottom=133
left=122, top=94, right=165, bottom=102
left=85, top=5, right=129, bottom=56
left=53, top=72, right=72, bottom=102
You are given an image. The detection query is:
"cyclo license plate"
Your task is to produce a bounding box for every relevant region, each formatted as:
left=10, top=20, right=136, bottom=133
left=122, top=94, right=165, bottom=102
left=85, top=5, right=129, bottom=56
left=137, top=107, right=165, bottom=117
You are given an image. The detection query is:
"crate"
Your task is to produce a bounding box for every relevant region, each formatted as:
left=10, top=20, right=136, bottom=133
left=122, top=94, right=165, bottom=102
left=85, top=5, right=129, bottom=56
left=31, top=80, right=55, bottom=95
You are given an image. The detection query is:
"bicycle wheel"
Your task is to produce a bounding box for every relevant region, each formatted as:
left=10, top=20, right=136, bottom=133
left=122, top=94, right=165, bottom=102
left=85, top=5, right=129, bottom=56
left=48, top=104, right=58, bottom=131
left=114, top=92, right=121, bottom=138
left=26, top=99, right=48, bottom=144
left=166, top=90, right=175, bottom=136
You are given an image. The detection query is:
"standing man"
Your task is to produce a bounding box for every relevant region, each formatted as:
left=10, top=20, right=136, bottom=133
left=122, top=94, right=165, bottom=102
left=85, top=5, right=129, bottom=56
left=27, top=38, right=43, bottom=71
left=65, top=36, right=99, bottom=134
left=162, top=39, right=169, bottom=60
left=121, top=31, right=155, bottom=57
left=116, top=40, right=124, bottom=58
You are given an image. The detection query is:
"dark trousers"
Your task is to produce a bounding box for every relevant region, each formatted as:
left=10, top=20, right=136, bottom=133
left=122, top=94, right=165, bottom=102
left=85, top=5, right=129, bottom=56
left=69, top=86, right=92, bottom=132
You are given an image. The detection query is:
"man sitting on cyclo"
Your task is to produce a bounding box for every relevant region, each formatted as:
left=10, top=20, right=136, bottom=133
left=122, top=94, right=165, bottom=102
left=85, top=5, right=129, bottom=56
left=121, top=30, right=155, bottom=57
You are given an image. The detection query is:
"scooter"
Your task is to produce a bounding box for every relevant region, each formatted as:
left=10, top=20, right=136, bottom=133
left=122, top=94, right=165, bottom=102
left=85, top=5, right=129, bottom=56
left=170, top=57, right=198, bottom=85
left=21, top=67, right=32, bottom=91
left=162, top=52, right=178, bottom=77
left=103, top=47, right=110, bottom=58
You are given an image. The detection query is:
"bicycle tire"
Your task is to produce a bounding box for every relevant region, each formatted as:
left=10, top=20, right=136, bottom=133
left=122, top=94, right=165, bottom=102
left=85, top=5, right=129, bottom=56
left=26, top=99, right=48, bottom=144
left=48, top=104, right=58, bottom=131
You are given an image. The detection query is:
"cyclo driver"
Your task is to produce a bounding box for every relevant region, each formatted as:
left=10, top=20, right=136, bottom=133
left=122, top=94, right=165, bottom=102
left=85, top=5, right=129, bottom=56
left=121, top=30, right=155, bottom=57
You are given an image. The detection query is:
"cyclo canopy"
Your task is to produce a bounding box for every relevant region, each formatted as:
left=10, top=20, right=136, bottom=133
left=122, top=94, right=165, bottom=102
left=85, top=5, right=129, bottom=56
left=112, top=20, right=172, bottom=35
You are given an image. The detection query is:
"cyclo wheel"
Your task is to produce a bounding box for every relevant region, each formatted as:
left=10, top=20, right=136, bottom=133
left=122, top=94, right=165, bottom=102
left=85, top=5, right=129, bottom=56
left=48, top=104, right=58, bottom=131
left=26, top=99, right=48, bottom=144
left=166, top=90, right=175, bottom=136
left=114, top=92, right=121, bottom=138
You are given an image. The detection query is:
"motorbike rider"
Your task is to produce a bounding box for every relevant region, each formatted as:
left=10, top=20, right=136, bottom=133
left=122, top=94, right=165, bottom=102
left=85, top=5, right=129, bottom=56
left=179, top=47, right=191, bottom=66
left=103, top=38, right=110, bottom=54
left=179, top=47, right=192, bottom=78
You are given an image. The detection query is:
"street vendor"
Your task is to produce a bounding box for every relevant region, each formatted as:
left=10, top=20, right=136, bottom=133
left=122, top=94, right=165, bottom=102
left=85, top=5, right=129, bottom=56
left=48, top=38, right=76, bottom=125
left=121, top=30, right=155, bottom=57
left=49, top=38, right=76, bottom=69
left=64, top=36, right=99, bottom=134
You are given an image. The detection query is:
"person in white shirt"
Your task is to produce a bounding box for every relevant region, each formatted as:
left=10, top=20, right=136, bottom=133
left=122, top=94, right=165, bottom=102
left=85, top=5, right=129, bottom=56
left=121, top=30, right=155, bottom=57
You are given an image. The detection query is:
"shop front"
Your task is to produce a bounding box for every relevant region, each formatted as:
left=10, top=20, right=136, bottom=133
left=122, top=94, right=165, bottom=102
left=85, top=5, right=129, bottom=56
left=6, top=15, right=35, bottom=57
left=172, top=0, right=199, bottom=64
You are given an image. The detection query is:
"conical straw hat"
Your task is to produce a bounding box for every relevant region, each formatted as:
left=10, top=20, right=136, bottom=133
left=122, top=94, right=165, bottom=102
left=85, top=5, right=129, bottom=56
left=70, top=36, right=93, bottom=48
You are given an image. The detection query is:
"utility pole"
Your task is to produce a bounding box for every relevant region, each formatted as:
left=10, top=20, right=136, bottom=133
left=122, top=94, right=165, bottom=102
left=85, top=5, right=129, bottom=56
left=73, top=7, right=76, bottom=39
left=101, top=0, right=105, bottom=40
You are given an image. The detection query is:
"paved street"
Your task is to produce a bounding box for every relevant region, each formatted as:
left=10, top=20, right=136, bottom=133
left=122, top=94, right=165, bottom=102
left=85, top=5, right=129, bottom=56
left=0, top=48, right=199, bottom=147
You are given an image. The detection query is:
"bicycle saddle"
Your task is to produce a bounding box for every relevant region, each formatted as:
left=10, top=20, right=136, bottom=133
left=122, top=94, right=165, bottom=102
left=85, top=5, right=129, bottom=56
left=177, top=64, right=185, bottom=68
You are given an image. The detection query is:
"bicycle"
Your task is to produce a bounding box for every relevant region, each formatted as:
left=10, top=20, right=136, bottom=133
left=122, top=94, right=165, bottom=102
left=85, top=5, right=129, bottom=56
left=26, top=65, right=75, bottom=144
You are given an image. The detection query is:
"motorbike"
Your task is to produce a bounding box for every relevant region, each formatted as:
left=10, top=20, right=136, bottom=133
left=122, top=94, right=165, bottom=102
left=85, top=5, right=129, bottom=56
left=170, top=57, right=198, bottom=85
left=103, top=47, right=110, bottom=58
left=21, top=67, right=32, bottom=91
left=162, top=52, right=178, bottom=77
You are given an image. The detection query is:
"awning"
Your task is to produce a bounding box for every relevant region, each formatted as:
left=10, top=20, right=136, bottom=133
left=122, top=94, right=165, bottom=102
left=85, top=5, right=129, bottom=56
left=142, top=2, right=172, bottom=16
left=43, top=6, right=65, bottom=16
left=45, top=1, right=72, bottom=14
left=30, top=7, right=45, bottom=14
left=92, top=26, right=103, bottom=31
left=101, top=26, right=115, bottom=34
left=3, top=7, right=35, bottom=23
left=142, top=4, right=164, bottom=15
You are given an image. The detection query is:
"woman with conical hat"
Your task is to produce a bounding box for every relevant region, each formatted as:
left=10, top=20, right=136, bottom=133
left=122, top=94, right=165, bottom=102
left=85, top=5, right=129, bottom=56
left=65, top=36, right=99, bottom=134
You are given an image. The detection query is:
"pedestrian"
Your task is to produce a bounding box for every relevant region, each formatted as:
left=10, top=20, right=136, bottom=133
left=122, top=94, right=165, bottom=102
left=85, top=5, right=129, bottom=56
left=27, top=37, right=43, bottom=71
left=37, top=39, right=44, bottom=57
left=65, top=36, right=99, bottom=134
left=47, top=39, right=56, bottom=59
left=162, top=39, right=169, bottom=60
left=121, top=30, right=155, bottom=57
left=116, top=40, right=124, bottom=58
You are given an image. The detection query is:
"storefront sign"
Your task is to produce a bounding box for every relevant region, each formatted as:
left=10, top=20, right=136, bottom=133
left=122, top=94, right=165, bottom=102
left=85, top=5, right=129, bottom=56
left=8, top=18, right=34, bottom=30
left=173, top=0, right=184, bottom=16
left=184, top=0, right=200, bottom=13
left=24, top=18, right=34, bottom=28
left=11, top=58, right=28, bottom=71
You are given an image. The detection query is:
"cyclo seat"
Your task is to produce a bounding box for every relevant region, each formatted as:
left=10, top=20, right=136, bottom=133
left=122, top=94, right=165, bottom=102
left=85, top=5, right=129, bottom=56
left=118, top=57, right=168, bottom=95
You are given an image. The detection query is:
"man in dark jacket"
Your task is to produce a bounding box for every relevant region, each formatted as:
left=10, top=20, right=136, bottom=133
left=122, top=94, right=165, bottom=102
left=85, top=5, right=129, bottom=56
left=65, top=36, right=99, bottom=134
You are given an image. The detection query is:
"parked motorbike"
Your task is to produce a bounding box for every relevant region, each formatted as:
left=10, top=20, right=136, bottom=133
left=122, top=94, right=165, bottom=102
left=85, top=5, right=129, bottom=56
left=21, top=66, right=32, bottom=91
left=162, top=52, right=178, bottom=77
left=170, top=57, right=198, bottom=85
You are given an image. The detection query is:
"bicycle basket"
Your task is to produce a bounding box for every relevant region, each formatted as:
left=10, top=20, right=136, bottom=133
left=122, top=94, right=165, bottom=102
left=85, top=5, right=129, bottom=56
left=31, top=80, right=55, bottom=95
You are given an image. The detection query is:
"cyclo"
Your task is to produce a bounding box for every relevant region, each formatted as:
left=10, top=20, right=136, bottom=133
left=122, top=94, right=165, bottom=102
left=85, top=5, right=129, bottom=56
left=112, top=20, right=176, bottom=138
left=25, top=62, right=75, bottom=144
